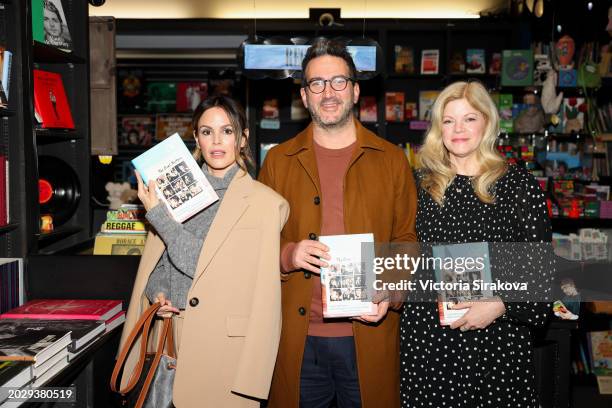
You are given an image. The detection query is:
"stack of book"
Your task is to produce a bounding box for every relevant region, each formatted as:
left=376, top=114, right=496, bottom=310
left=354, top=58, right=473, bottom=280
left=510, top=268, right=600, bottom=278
left=94, top=204, right=148, bottom=255
left=0, top=259, right=23, bottom=315
left=0, top=299, right=124, bottom=404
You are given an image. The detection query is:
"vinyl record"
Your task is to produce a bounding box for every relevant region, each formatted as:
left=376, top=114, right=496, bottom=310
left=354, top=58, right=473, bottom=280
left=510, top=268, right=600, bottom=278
left=38, top=155, right=81, bottom=226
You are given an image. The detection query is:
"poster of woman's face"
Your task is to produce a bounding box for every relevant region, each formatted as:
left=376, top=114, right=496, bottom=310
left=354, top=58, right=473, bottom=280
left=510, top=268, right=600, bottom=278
left=43, top=0, right=73, bottom=50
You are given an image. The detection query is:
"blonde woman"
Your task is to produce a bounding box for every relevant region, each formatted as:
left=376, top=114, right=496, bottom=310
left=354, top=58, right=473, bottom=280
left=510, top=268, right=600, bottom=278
left=119, top=96, right=289, bottom=407
left=400, top=81, right=552, bottom=407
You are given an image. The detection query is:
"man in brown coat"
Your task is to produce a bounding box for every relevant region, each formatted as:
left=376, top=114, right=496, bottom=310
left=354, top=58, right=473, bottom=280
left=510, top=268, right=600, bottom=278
left=259, top=39, right=417, bottom=408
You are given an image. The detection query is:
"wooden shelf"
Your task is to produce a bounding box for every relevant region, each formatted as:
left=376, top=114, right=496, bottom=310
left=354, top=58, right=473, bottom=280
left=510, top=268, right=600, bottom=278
left=0, top=223, right=19, bottom=234
left=33, top=41, right=85, bottom=64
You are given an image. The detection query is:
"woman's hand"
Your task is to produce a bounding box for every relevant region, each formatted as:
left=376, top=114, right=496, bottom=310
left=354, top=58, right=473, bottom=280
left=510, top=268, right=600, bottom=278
left=449, top=297, right=506, bottom=331
left=135, top=171, right=160, bottom=211
left=154, top=292, right=179, bottom=318
left=353, top=290, right=390, bottom=324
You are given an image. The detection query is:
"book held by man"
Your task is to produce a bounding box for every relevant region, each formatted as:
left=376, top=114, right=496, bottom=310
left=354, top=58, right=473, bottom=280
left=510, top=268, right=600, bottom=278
left=432, top=242, right=492, bottom=326
left=132, top=133, right=219, bottom=223
left=319, top=233, right=378, bottom=318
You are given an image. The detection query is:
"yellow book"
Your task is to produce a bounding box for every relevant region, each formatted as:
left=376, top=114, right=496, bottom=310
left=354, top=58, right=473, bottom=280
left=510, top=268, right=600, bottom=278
left=101, top=220, right=147, bottom=234
left=93, top=233, right=147, bottom=255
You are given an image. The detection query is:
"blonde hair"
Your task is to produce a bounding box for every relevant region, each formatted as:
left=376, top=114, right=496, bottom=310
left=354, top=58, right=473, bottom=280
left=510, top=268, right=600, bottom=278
left=419, top=81, right=507, bottom=205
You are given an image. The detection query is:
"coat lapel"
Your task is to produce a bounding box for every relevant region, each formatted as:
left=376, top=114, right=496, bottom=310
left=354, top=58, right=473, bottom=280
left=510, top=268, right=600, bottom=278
left=191, top=170, right=252, bottom=285
left=297, top=149, right=321, bottom=194
left=286, top=123, right=321, bottom=193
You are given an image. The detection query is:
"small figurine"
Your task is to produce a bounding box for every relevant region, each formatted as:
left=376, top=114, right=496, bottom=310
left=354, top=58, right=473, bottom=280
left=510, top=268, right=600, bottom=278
left=541, top=70, right=563, bottom=125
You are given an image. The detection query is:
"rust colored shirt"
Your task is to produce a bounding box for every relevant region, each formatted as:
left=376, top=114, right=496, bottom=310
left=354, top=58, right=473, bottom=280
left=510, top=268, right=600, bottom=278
left=307, top=140, right=356, bottom=337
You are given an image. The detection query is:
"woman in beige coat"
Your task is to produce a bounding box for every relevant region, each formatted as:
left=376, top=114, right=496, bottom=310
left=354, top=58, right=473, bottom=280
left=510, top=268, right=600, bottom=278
left=118, top=96, right=289, bottom=407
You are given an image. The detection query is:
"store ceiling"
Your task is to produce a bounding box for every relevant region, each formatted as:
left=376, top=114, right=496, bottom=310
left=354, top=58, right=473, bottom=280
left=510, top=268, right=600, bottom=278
left=90, top=0, right=509, bottom=19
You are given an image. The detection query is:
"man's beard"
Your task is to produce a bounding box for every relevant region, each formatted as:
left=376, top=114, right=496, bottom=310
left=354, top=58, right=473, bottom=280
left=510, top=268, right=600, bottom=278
left=308, top=97, right=354, bottom=130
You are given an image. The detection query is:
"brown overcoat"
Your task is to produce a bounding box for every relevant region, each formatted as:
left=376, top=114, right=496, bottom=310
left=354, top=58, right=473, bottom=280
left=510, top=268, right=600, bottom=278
left=258, top=119, right=417, bottom=408
left=118, top=170, right=289, bottom=407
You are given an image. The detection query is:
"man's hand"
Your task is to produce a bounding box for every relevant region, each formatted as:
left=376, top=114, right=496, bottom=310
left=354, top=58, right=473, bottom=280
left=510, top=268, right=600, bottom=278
left=290, top=239, right=331, bottom=274
left=135, top=170, right=160, bottom=212
left=449, top=297, right=506, bottom=331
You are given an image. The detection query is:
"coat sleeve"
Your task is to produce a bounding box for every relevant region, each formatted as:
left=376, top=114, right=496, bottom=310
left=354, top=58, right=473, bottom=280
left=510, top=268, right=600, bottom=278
left=257, top=149, right=295, bottom=281
left=391, top=148, right=417, bottom=243
left=380, top=149, right=418, bottom=306
left=501, top=168, right=553, bottom=327
left=231, top=196, right=289, bottom=399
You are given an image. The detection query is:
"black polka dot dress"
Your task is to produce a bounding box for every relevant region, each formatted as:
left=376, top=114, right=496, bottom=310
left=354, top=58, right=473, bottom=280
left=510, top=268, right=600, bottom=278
left=400, top=164, right=553, bottom=408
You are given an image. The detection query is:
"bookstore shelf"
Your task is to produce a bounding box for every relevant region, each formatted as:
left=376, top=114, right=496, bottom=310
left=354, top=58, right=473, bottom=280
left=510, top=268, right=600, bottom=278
left=551, top=217, right=612, bottom=231
left=35, top=128, right=82, bottom=143
left=37, top=226, right=83, bottom=248
left=0, top=223, right=19, bottom=234
left=33, top=41, right=86, bottom=65
left=386, top=73, right=444, bottom=79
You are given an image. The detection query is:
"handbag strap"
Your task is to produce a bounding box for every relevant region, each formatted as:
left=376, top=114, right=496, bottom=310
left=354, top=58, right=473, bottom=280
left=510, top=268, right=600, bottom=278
left=110, top=302, right=161, bottom=394
left=134, top=317, right=174, bottom=408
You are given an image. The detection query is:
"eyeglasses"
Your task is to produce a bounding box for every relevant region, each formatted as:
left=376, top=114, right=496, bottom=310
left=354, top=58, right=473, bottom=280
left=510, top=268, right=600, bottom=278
left=304, top=75, right=355, bottom=94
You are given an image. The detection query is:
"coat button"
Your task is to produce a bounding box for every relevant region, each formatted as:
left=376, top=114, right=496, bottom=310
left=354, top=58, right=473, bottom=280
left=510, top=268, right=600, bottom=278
left=314, top=196, right=320, bottom=205
left=298, top=307, right=306, bottom=315
left=304, top=271, right=311, bottom=279
left=308, top=232, right=317, bottom=240
left=189, top=297, right=199, bottom=307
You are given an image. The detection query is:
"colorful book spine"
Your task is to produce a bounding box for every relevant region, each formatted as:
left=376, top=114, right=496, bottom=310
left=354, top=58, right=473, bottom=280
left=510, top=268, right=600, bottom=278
left=101, top=220, right=148, bottom=234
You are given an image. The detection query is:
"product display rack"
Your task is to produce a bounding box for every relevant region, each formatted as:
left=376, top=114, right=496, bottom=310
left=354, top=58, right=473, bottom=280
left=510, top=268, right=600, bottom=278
left=0, top=0, right=92, bottom=257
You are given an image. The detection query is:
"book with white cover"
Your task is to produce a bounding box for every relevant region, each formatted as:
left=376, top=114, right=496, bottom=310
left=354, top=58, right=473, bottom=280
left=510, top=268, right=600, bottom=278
left=319, top=234, right=378, bottom=318
left=432, top=242, right=492, bottom=326
left=132, top=133, right=219, bottom=223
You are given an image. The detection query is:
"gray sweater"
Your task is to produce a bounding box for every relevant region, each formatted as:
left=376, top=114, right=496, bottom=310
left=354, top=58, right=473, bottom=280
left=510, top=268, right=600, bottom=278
left=143, top=164, right=239, bottom=308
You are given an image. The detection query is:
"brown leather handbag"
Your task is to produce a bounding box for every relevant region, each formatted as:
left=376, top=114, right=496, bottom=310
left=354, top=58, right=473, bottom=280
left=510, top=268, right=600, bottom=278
left=111, top=303, right=176, bottom=408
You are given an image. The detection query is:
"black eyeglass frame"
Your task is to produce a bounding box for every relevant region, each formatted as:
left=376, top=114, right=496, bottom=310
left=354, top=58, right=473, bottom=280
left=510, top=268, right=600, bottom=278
left=303, top=75, right=356, bottom=94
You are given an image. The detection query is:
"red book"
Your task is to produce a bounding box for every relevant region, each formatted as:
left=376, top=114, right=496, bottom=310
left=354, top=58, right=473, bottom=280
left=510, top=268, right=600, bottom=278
left=0, top=155, right=6, bottom=226
left=33, top=69, right=75, bottom=129
left=0, top=299, right=122, bottom=321
left=105, top=311, right=126, bottom=333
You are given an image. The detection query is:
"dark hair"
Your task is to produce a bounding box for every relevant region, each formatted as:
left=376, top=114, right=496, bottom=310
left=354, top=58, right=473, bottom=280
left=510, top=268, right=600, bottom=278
left=191, top=95, right=254, bottom=173
left=301, top=38, right=357, bottom=87
left=44, top=1, right=64, bottom=26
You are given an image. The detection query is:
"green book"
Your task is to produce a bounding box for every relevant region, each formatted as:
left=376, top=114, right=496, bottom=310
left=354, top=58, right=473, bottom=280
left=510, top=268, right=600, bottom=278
left=31, top=0, right=44, bottom=43
left=501, top=50, right=533, bottom=87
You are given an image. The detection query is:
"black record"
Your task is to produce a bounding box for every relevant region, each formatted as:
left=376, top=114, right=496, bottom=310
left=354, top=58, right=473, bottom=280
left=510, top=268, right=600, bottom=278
left=38, top=155, right=81, bottom=226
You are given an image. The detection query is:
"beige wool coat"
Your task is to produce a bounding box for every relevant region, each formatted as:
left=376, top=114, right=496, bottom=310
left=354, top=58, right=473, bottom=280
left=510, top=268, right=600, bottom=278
left=118, top=170, right=289, bottom=408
